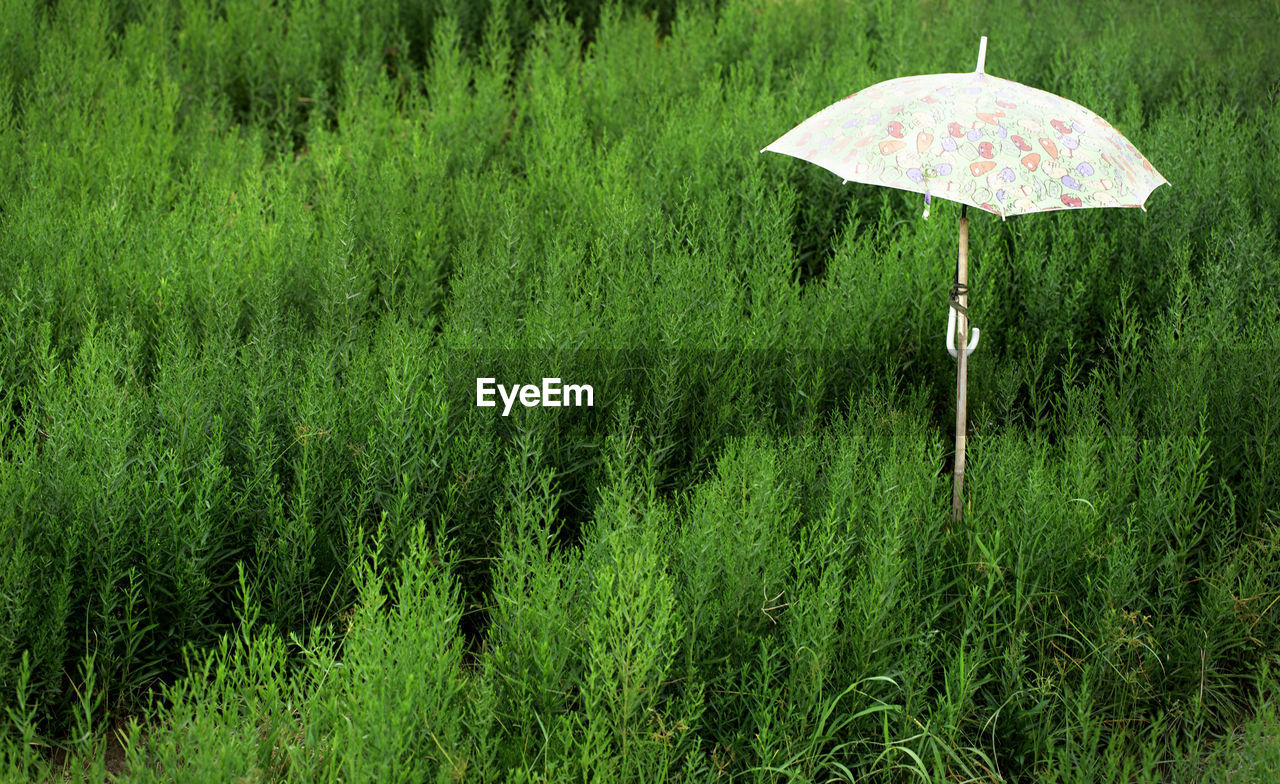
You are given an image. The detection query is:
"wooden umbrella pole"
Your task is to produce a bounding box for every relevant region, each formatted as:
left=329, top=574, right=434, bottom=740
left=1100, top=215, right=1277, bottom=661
left=952, top=206, right=970, bottom=522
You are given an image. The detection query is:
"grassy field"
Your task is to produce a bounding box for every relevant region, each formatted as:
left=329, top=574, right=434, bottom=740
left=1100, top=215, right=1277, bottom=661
left=1, top=0, right=1279, bottom=780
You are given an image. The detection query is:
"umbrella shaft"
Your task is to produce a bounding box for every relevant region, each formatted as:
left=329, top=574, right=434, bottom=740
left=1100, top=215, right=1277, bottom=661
left=952, top=209, right=970, bottom=522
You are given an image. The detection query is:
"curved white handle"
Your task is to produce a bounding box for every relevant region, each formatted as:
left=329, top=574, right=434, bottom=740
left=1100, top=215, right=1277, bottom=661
left=947, top=304, right=980, bottom=358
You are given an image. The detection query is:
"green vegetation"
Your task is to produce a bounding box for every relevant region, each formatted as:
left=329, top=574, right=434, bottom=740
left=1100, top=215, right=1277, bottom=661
left=1, top=0, right=1278, bottom=780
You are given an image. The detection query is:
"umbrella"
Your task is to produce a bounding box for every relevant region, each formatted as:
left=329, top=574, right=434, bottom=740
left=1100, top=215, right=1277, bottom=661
left=763, top=36, right=1167, bottom=521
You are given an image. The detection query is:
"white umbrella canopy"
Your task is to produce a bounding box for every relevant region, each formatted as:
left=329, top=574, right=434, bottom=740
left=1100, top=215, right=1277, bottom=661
left=763, top=37, right=1168, bottom=520
left=763, top=38, right=1168, bottom=219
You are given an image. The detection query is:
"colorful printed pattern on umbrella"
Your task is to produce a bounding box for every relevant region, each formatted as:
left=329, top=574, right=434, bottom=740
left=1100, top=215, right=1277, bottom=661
left=763, top=72, right=1167, bottom=217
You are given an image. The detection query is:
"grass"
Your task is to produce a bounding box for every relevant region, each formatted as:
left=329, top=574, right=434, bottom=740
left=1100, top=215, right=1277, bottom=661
left=1, top=0, right=1279, bottom=780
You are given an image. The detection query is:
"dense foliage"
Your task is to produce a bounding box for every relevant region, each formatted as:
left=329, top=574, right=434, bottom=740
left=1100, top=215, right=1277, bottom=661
left=1, top=0, right=1278, bottom=780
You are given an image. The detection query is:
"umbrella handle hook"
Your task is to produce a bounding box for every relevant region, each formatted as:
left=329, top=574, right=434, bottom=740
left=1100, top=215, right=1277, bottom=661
left=947, top=303, right=980, bottom=358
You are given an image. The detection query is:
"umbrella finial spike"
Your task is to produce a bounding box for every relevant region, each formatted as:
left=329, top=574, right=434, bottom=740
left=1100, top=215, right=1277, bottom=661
left=976, top=36, right=988, bottom=74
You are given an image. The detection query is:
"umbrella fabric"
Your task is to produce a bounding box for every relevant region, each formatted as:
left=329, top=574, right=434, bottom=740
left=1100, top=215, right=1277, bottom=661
left=763, top=71, right=1167, bottom=218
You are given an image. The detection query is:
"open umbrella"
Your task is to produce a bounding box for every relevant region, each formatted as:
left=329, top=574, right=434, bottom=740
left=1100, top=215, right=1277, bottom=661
left=763, top=36, right=1167, bottom=521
